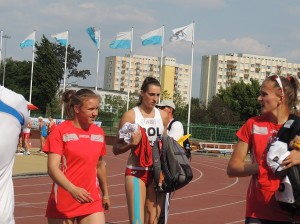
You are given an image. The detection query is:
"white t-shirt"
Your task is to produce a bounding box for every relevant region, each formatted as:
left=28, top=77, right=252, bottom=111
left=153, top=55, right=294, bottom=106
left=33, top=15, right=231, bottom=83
left=0, top=86, right=29, bottom=224
left=167, top=119, right=184, bottom=141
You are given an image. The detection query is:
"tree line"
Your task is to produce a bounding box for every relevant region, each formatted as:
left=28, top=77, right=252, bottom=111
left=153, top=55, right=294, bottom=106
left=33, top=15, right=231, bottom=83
left=0, top=35, right=262, bottom=125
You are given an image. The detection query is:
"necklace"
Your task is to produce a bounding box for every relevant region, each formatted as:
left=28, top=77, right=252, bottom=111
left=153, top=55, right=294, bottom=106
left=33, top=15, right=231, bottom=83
left=139, top=106, right=154, bottom=118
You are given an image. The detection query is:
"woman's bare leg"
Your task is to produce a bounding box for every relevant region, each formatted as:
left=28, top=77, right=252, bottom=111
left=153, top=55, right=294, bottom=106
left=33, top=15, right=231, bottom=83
left=125, top=176, right=146, bottom=224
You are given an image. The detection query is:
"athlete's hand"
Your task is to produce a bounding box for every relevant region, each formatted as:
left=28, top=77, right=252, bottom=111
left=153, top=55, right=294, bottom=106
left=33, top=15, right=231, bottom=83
left=102, top=197, right=110, bottom=211
left=282, top=150, right=300, bottom=169
left=69, top=186, right=94, bottom=204
left=131, top=127, right=142, bottom=146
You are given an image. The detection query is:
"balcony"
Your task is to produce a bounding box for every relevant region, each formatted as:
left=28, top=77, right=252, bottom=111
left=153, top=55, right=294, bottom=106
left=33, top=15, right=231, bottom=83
left=175, top=67, right=179, bottom=74
left=226, top=71, right=236, bottom=77
left=226, top=60, right=237, bottom=69
left=227, top=64, right=237, bottom=69
left=149, top=64, right=154, bottom=71
left=226, top=79, right=234, bottom=86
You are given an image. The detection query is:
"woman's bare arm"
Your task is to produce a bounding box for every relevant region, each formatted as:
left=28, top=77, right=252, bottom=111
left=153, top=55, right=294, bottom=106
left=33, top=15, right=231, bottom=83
left=227, top=140, right=258, bottom=177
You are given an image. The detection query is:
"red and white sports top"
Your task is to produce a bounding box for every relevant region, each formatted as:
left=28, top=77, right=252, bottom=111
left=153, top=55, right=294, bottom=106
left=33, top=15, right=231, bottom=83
left=237, top=115, right=300, bottom=222
left=43, top=120, right=106, bottom=218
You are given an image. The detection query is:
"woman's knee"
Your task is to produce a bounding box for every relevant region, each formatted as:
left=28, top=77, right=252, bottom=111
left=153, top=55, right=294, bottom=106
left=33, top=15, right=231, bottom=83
left=77, top=212, right=105, bottom=224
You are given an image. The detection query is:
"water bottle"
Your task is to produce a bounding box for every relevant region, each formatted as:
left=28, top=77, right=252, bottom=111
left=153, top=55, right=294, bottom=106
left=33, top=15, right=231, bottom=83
left=185, top=143, right=191, bottom=160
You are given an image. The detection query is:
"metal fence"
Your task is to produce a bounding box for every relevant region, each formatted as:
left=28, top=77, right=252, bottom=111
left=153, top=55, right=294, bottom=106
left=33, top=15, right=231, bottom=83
left=185, top=124, right=239, bottom=144
left=101, top=120, right=240, bottom=144
left=35, top=115, right=240, bottom=144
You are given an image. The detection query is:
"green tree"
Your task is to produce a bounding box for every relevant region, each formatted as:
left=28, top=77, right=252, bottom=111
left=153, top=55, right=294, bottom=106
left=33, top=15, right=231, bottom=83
left=33, top=36, right=63, bottom=113
left=2, top=35, right=92, bottom=115
left=52, top=40, right=91, bottom=80
left=206, top=96, right=240, bottom=125
left=2, top=59, right=32, bottom=99
left=104, top=94, right=126, bottom=119
left=160, top=90, right=171, bottom=100
left=173, top=91, right=186, bottom=110
left=216, top=79, right=260, bottom=122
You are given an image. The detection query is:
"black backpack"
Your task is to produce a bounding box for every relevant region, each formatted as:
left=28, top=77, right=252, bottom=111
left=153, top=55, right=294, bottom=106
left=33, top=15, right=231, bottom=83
left=275, top=114, right=300, bottom=215
left=152, top=135, right=193, bottom=193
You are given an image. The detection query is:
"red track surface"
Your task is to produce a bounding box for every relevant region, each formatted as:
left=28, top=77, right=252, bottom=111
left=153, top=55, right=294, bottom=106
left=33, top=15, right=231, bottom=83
left=14, top=146, right=250, bottom=224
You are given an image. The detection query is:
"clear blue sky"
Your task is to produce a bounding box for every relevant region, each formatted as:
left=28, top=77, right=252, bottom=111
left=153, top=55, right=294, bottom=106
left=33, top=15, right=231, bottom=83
left=1, top=0, right=300, bottom=98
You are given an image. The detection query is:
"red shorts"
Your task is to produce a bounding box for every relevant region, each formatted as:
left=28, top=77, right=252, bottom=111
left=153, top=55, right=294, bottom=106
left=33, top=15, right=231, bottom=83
left=22, top=132, right=30, bottom=139
left=125, top=166, right=153, bottom=186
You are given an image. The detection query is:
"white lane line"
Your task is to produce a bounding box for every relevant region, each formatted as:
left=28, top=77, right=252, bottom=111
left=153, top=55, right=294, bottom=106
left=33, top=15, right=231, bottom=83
left=169, top=200, right=246, bottom=215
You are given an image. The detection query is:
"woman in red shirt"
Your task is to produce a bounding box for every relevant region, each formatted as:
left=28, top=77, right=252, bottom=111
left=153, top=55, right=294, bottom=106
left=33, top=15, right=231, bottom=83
left=43, top=89, right=110, bottom=224
left=227, top=75, right=300, bottom=223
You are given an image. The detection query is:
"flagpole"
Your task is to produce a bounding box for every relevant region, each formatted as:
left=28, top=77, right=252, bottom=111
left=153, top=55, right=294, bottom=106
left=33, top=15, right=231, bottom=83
left=0, top=30, right=2, bottom=85
left=61, top=31, right=69, bottom=119
left=28, top=31, right=36, bottom=116
left=126, top=27, right=133, bottom=111
left=95, top=29, right=100, bottom=92
left=187, top=22, right=195, bottom=135
left=159, top=26, right=164, bottom=103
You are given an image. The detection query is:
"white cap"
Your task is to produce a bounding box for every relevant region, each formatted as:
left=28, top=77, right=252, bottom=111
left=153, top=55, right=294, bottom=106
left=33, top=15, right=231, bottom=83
left=156, top=100, right=176, bottom=110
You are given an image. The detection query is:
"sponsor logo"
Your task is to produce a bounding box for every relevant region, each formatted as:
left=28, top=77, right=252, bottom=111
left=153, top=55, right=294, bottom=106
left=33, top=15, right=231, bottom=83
left=253, top=124, right=268, bottom=135
left=91, top=134, right=104, bottom=142
left=63, top=133, right=79, bottom=142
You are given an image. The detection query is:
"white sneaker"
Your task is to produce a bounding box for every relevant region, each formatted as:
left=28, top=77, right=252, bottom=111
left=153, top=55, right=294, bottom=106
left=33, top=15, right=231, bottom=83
left=23, top=151, right=30, bottom=155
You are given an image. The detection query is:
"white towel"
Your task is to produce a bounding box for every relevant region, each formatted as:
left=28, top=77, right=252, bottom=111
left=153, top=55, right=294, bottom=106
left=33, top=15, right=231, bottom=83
left=267, top=141, right=290, bottom=173
left=119, top=122, right=138, bottom=143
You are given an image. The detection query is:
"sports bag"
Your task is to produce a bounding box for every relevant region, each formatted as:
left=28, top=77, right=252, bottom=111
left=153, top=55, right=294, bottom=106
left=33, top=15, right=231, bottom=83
left=274, top=114, right=300, bottom=215
left=152, top=135, right=193, bottom=193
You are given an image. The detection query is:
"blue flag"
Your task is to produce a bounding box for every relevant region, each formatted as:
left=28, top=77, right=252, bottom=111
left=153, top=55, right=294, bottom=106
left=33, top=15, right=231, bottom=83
left=141, top=27, right=163, bottom=46
left=51, top=31, right=68, bottom=47
left=110, top=31, right=131, bottom=49
left=20, top=32, right=35, bottom=49
left=86, top=27, right=100, bottom=48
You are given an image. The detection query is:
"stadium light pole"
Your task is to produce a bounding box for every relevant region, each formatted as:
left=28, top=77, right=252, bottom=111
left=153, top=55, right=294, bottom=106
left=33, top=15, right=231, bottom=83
left=2, top=34, right=11, bottom=86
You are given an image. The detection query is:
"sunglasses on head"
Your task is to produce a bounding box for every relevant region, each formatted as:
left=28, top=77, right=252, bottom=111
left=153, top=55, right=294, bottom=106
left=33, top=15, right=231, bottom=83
left=270, top=75, right=284, bottom=96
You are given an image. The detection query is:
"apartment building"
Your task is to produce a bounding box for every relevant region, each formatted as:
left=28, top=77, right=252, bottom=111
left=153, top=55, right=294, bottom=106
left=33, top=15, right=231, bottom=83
left=200, top=53, right=300, bottom=106
left=103, top=55, right=191, bottom=103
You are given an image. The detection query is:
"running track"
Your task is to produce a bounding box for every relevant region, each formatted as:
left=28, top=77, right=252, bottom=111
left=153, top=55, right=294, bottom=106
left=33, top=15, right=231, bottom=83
left=13, top=146, right=250, bottom=224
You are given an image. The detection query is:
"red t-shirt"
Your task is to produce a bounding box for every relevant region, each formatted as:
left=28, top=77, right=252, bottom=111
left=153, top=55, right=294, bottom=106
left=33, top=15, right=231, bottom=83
left=43, top=120, right=106, bottom=218
left=237, top=115, right=300, bottom=221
